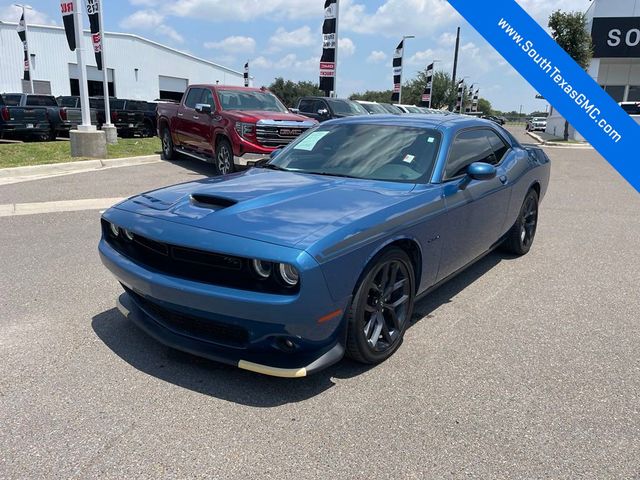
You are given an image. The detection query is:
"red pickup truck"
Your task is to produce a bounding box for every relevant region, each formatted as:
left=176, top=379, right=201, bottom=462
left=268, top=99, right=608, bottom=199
left=157, top=85, right=317, bottom=174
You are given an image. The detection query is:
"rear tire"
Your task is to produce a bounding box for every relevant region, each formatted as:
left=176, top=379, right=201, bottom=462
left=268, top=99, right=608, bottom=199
left=215, top=138, right=235, bottom=175
left=142, top=120, right=155, bottom=137
left=502, top=189, right=539, bottom=256
left=161, top=128, right=177, bottom=160
left=346, top=248, right=415, bottom=364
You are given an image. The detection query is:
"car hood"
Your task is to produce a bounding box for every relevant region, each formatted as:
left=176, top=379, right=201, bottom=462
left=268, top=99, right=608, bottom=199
left=114, top=169, right=415, bottom=249
left=223, top=110, right=315, bottom=124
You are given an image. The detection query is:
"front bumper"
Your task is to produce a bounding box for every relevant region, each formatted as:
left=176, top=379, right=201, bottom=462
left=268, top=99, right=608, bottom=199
left=98, top=226, right=350, bottom=377
left=234, top=152, right=269, bottom=167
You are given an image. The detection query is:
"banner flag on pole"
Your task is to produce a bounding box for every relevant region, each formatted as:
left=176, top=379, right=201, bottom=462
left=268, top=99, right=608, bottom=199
left=16, top=14, right=30, bottom=81
left=60, top=1, right=76, bottom=51
left=446, top=0, right=640, bottom=193
left=391, top=40, right=404, bottom=103
left=244, top=62, right=249, bottom=87
left=455, top=79, right=464, bottom=113
left=85, top=0, right=103, bottom=70
left=319, top=0, right=338, bottom=96
left=421, top=62, right=434, bottom=107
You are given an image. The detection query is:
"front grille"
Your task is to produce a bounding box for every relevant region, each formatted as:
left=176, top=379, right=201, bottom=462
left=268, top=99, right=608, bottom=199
left=102, top=219, right=298, bottom=295
left=256, top=125, right=310, bottom=147
left=126, top=287, right=249, bottom=348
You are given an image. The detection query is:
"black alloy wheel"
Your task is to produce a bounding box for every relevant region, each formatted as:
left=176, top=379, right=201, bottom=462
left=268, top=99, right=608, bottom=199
left=346, top=248, right=415, bottom=364
left=216, top=138, right=234, bottom=175
left=502, top=188, right=539, bottom=255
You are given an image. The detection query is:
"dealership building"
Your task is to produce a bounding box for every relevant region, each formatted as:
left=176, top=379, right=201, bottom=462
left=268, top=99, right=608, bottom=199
left=0, top=21, right=246, bottom=101
left=546, top=0, right=640, bottom=139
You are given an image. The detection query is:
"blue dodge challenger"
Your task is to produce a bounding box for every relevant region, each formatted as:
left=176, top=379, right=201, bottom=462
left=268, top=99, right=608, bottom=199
left=99, top=115, right=550, bottom=378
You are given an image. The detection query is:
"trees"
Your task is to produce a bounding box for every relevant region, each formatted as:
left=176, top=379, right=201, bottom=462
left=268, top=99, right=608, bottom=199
left=477, top=98, right=493, bottom=115
left=268, top=77, right=323, bottom=107
left=350, top=90, right=395, bottom=103
left=548, top=10, right=593, bottom=139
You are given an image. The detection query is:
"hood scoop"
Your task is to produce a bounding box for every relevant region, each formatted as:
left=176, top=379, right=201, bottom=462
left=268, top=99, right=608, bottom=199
left=190, top=193, right=238, bottom=210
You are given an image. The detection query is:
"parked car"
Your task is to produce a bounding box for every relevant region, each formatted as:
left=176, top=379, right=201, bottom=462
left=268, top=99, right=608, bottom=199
left=99, top=115, right=550, bottom=378
left=0, top=93, right=51, bottom=140
left=296, top=96, right=368, bottom=122
left=89, top=97, right=145, bottom=137
left=355, top=100, right=389, bottom=114
left=619, top=101, right=640, bottom=125
left=526, top=117, right=547, bottom=132
left=56, top=95, right=100, bottom=134
left=157, top=85, right=316, bottom=174
left=482, top=114, right=506, bottom=125
left=394, top=104, right=424, bottom=114
left=378, top=103, right=404, bottom=114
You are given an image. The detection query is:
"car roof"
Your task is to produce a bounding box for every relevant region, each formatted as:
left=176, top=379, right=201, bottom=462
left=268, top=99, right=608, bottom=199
left=323, top=113, right=499, bottom=130
left=189, top=84, right=268, bottom=92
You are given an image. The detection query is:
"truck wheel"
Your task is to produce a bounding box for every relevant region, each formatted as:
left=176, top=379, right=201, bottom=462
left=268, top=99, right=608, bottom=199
left=161, top=128, right=177, bottom=160
left=215, top=138, right=234, bottom=175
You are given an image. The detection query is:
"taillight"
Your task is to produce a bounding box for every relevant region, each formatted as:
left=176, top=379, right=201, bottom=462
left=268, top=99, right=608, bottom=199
left=59, top=107, right=68, bottom=121
left=111, top=111, right=117, bottom=123
left=0, top=107, right=9, bottom=122
left=234, top=121, right=256, bottom=141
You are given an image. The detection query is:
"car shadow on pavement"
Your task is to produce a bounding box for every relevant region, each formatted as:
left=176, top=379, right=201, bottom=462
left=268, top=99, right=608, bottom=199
left=91, top=250, right=511, bottom=407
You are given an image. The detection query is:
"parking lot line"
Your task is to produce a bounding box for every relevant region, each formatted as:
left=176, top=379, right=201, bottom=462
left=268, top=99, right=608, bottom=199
left=0, top=197, right=124, bottom=217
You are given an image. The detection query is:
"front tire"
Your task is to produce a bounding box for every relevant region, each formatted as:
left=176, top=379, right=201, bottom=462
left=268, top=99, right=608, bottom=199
left=161, top=128, right=177, bottom=160
left=502, top=189, right=539, bottom=256
left=346, top=248, right=415, bottom=364
left=215, top=138, right=235, bottom=175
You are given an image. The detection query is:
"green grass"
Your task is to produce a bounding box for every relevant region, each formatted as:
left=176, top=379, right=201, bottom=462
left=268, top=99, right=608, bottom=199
left=0, top=137, right=161, bottom=169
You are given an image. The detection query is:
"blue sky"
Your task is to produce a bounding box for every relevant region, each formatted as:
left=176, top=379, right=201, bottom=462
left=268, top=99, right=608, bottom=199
left=1, top=0, right=590, bottom=113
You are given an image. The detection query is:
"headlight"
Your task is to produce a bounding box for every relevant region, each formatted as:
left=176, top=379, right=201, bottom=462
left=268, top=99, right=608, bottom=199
left=109, top=222, right=119, bottom=237
left=278, top=263, right=299, bottom=286
left=235, top=122, right=255, bottom=139
left=251, top=259, right=273, bottom=278
left=123, top=229, right=134, bottom=241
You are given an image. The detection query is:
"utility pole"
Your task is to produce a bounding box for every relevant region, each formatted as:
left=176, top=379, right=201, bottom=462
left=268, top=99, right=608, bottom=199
left=398, top=34, right=415, bottom=104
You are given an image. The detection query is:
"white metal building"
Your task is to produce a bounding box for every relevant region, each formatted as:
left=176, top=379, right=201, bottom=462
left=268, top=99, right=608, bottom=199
left=546, top=0, right=640, bottom=139
left=0, top=21, right=246, bottom=101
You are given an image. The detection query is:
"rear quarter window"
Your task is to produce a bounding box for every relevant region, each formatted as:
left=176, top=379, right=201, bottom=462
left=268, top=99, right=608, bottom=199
left=3, top=95, right=21, bottom=106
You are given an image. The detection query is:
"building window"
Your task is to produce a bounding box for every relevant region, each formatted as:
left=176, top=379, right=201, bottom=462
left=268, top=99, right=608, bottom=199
left=603, top=85, right=626, bottom=102
left=627, top=86, right=640, bottom=102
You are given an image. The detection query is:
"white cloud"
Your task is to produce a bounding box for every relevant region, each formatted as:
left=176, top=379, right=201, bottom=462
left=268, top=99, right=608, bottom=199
left=339, top=38, right=356, bottom=57
left=0, top=5, right=56, bottom=25
left=166, top=0, right=322, bottom=22
left=120, top=9, right=184, bottom=43
left=367, top=50, right=387, bottom=64
left=252, top=53, right=317, bottom=72
left=204, top=36, right=256, bottom=53
left=407, top=48, right=435, bottom=66
left=268, top=26, right=315, bottom=50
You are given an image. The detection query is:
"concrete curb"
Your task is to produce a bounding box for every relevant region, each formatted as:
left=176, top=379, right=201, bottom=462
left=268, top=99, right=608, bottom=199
left=0, top=154, right=162, bottom=186
left=525, top=130, right=593, bottom=149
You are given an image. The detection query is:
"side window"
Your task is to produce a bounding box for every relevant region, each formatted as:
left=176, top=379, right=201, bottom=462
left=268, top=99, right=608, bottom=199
left=317, top=100, right=329, bottom=113
left=444, top=129, right=496, bottom=179
left=298, top=99, right=314, bottom=113
left=184, top=88, right=203, bottom=109
left=201, top=89, right=214, bottom=108
left=484, top=129, right=510, bottom=164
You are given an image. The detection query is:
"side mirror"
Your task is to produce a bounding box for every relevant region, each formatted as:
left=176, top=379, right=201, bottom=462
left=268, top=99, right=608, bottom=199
left=467, top=162, right=497, bottom=180
left=317, top=108, right=329, bottom=117
left=289, top=108, right=300, bottom=114
left=270, top=148, right=283, bottom=160
left=195, top=103, right=212, bottom=114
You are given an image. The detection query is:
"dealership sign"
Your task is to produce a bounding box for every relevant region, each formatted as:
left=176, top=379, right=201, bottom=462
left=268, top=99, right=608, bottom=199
left=592, top=17, right=640, bottom=58
left=319, top=62, right=335, bottom=77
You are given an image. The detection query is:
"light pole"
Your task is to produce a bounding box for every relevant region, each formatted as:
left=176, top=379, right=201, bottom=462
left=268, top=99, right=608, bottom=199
left=14, top=3, right=34, bottom=94
left=398, top=35, right=414, bottom=104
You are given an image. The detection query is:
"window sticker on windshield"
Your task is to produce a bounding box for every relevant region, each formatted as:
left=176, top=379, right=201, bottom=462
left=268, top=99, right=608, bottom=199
left=402, top=154, right=415, bottom=164
left=427, top=137, right=435, bottom=143
left=294, top=131, right=330, bottom=151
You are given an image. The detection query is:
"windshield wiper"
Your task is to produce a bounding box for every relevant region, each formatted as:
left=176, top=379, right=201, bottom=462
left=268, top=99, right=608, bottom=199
left=255, top=161, right=290, bottom=172
left=305, top=171, right=359, bottom=179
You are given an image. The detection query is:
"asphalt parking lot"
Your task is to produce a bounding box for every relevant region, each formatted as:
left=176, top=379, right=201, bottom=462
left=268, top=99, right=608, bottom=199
left=1, top=128, right=639, bottom=479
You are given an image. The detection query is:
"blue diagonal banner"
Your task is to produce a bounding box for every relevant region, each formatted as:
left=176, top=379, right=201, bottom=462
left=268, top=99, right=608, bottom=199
left=447, top=0, right=640, bottom=193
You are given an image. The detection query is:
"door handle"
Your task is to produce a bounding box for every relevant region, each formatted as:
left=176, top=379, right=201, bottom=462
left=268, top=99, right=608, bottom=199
left=193, top=115, right=200, bottom=120
left=499, top=175, right=508, bottom=184
left=177, top=112, right=184, bottom=117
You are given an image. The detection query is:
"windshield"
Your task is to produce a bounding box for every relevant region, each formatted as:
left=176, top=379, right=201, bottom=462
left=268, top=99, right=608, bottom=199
left=269, top=123, right=441, bottom=183
left=327, top=99, right=368, bottom=115
left=404, top=105, right=423, bottom=114
left=57, top=97, right=77, bottom=107
left=2, top=95, right=21, bottom=106
left=218, top=90, right=287, bottom=112
left=110, top=99, right=126, bottom=109
left=358, top=102, right=388, bottom=114
left=621, top=103, right=640, bottom=114
left=126, top=101, right=148, bottom=111
left=379, top=103, right=403, bottom=114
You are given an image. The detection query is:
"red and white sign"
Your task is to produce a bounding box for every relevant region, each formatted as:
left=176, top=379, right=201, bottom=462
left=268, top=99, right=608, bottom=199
left=422, top=94, right=431, bottom=102
left=393, top=84, right=401, bottom=93
left=320, top=62, right=335, bottom=77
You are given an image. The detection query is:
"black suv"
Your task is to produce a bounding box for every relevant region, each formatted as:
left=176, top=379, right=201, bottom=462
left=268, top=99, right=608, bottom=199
left=296, top=97, right=368, bottom=122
